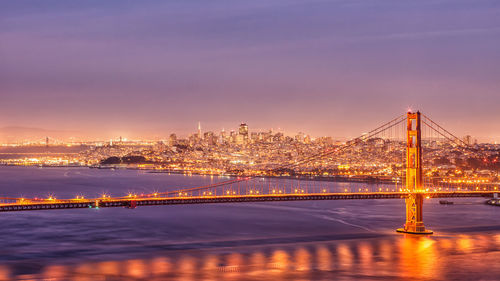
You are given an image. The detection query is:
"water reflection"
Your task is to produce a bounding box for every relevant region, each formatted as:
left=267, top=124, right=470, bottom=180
left=457, top=235, right=473, bottom=253
left=337, top=243, right=353, bottom=271
left=357, top=242, right=373, bottom=275
left=293, top=247, right=311, bottom=271
left=269, top=249, right=289, bottom=272
left=315, top=245, right=332, bottom=271
left=399, top=236, right=441, bottom=280
left=2, top=232, right=500, bottom=280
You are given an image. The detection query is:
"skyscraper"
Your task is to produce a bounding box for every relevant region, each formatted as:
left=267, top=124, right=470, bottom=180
left=169, top=133, right=177, bottom=146
left=239, top=123, right=249, bottom=140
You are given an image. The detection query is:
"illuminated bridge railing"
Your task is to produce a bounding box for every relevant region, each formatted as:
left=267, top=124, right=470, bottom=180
left=0, top=190, right=497, bottom=213
left=0, top=176, right=498, bottom=213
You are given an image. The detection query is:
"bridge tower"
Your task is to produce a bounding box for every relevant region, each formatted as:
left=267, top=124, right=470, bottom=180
left=397, top=111, right=433, bottom=234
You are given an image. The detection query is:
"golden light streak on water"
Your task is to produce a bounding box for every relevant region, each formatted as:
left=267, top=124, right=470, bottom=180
left=495, top=234, right=500, bottom=246
left=399, top=236, right=442, bottom=280
left=474, top=234, right=490, bottom=250
left=150, top=256, right=171, bottom=276
left=438, top=238, right=453, bottom=250
left=357, top=242, right=373, bottom=275
left=126, top=259, right=147, bottom=279
left=293, top=247, right=311, bottom=271
left=43, top=264, right=67, bottom=280
left=269, top=249, right=290, bottom=272
left=0, top=266, right=10, bottom=281
left=315, top=245, right=332, bottom=271
left=376, top=240, right=396, bottom=277
left=247, top=251, right=266, bottom=278
left=96, top=260, right=120, bottom=278
left=200, top=254, right=219, bottom=281
left=379, top=240, right=392, bottom=261
left=336, top=243, right=353, bottom=270
left=3, top=233, right=500, bottom=280
left=176, top=255, right=197, bottom=281
left=223, top=252, right=244, bottom=280
left=457, top=235, right=473, bottom=253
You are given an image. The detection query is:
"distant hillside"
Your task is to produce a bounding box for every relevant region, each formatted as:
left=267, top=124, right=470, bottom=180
left=0, top=126, right=79, bottom=143
left=100, top=156, right=149, bottom=165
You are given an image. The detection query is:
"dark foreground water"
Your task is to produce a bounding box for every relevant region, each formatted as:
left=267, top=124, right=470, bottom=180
left=0, top=166, right=499, bottom=280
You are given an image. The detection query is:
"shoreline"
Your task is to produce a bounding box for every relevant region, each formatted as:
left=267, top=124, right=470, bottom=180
left=0, top=163, right=400, bottom=185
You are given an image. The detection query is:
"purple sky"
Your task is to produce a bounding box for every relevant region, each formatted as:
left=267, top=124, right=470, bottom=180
left=1, top=0, right=500, bottom=140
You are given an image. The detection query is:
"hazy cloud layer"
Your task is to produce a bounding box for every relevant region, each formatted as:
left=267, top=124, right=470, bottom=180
left=1, top=0, right=499, bottom=140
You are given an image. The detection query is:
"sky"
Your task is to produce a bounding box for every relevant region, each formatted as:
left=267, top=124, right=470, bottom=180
left=1, top=0, right=500, bottom=141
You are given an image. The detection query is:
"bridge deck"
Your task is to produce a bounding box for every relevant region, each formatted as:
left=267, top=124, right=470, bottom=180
left=0, top=191, right=496, bottom=213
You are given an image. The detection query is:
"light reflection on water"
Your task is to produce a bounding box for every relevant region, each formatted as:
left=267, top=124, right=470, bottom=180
left=1, top=167, right=500, bottom=280
left=1, top=233, right=499, bottom=280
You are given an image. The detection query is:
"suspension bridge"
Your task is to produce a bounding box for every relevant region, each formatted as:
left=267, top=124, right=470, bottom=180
left=1, top=111, right=498, bottom=234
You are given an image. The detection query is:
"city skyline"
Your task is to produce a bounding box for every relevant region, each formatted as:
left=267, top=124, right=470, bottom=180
left=0, top=118, right=485, bottom=145
left=1, top=1, right=500, bottom=141
left=0, top=121, right=351, bottom=143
